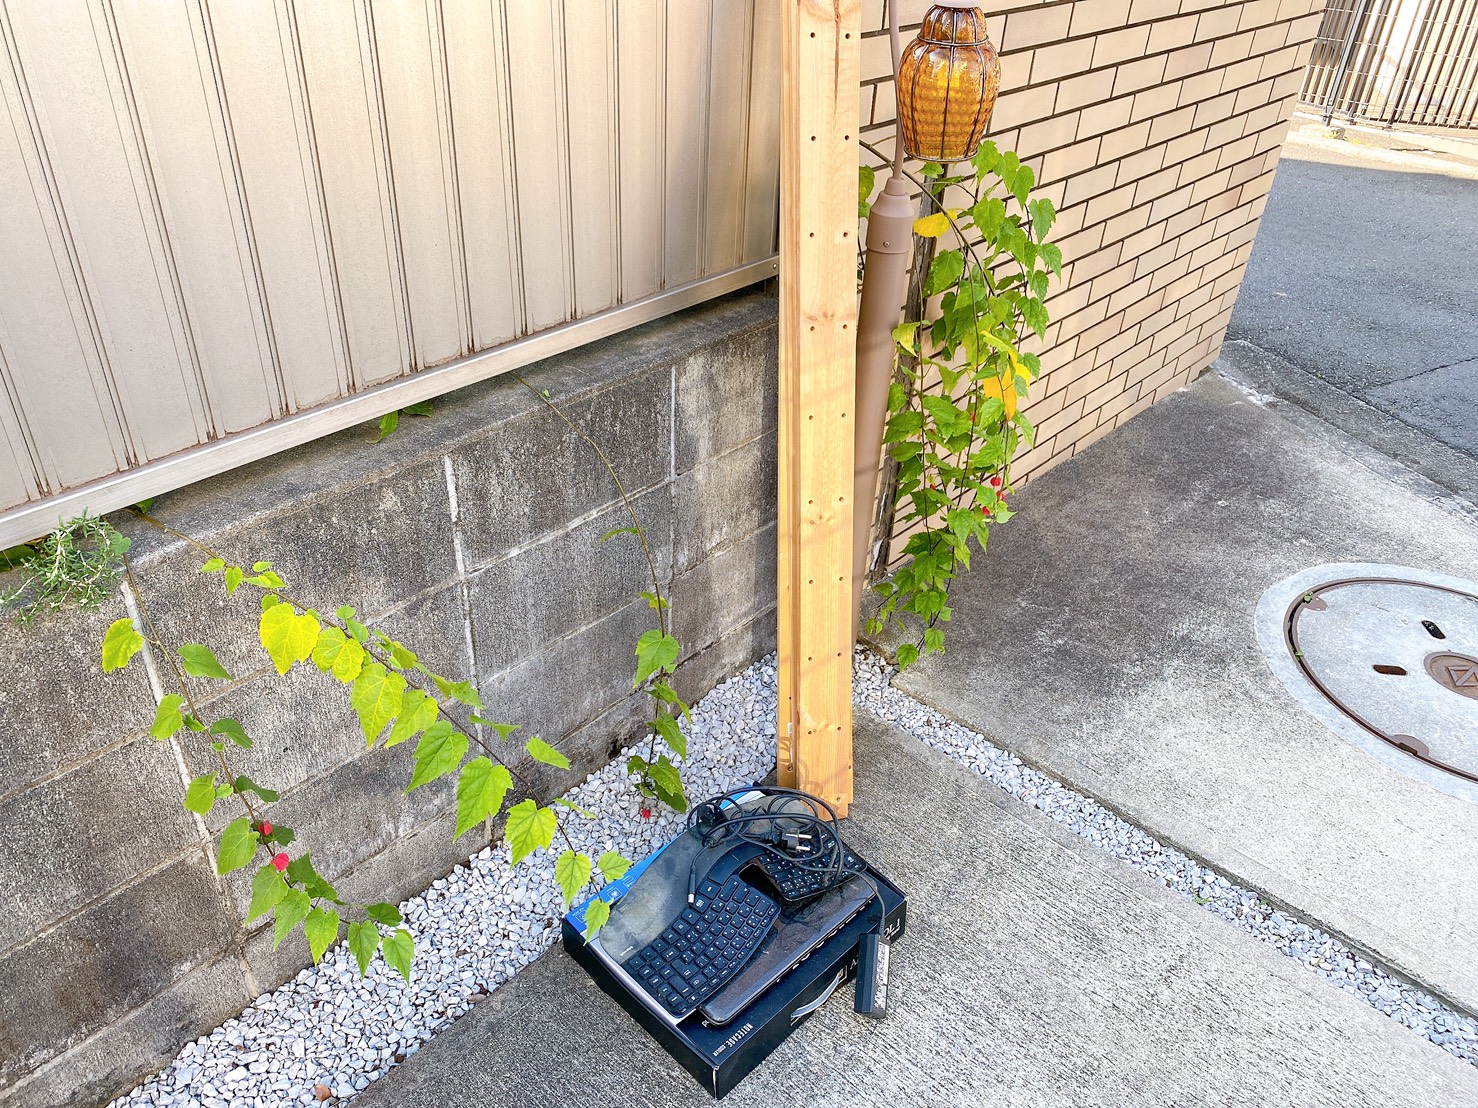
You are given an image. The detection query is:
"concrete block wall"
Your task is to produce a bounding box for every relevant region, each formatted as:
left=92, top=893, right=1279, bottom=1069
left=0, top=292, right=779, bottom=1107
left=862, top=0, right=1324, bottom=556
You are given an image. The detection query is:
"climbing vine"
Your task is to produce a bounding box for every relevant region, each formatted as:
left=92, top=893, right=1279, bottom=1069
left=96, top=385, right=690, bottom=980
left=860, top=142, right=1061, bottom=666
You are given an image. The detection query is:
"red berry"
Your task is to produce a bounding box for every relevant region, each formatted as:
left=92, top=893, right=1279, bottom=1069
left=258, top=820, right=273, bottom=837
left=640, top=807, right=652, bottom=820
left=989, top=474, right=1003, bottom=489
left=271, top=852, right=289, bottom=872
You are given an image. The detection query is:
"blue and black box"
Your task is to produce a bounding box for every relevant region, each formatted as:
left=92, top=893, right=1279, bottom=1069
left=562, top=842, right=906, bottom=1098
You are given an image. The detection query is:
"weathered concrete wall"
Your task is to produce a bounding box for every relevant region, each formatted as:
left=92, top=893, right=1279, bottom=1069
left=0, top=292, right=779, bottom=1107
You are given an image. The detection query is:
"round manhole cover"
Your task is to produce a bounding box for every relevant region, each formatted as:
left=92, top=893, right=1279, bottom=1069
left=1256, top=564, right=1478, bottom=806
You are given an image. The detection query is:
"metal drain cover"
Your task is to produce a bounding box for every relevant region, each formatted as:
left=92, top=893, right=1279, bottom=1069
left=1257, top=564, right=1478, bottom=806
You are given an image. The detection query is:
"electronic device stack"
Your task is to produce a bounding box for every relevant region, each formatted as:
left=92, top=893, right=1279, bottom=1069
left=562, top=788, right=907, bottom=1097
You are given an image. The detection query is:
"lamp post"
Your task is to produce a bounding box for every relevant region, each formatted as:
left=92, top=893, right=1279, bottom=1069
left=851, top=2, right=1002, bottom=634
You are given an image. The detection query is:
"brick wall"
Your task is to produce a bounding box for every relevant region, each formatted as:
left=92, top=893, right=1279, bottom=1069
left=863, top=0, right=1324, bottom=557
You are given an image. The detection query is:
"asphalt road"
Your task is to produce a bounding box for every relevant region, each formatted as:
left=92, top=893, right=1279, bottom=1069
left=1228, top=129, right=1478, bottom=458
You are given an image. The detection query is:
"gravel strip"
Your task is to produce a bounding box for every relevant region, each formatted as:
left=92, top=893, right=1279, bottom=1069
left=114, top=649, right=1475, bottom=1107
left=852, top=648, right=1478, bottom=1068
left=109, top=662, right=780, bottom=1108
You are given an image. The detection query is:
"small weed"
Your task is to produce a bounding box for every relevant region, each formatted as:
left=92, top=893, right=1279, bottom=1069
left=1, top=512, right=131, bottom=621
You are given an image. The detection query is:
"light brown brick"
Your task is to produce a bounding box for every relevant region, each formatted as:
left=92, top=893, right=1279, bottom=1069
left=1149, top=13, right=1201, bottom=52
left=1101, top=121, right=1154, bottom=162
left=1239, top=0, right=1283, bottom=29
left=1195, top=6, right=1242, bottom=39
left=1031, top=39, right=1090, bottom=84
left=1165, top=42, right=1215, bottom=81
left=1054, top=68, right=1117, bottom=112
left=1062, top=162, right=1120, bottom=206
left=1094, top=25, right=1153, bottom=68
left=1113, top=56, right=1169, bottom=97
left=1071, top=0, right=1133, bottom=36
left=1016, top=111, right=1083, bottom=157
left=1041, top=137, right=1103, bottom=185
left=1079, top=97, right=1135, bottom=138
left=1003, top=5, right=1073, bottom=51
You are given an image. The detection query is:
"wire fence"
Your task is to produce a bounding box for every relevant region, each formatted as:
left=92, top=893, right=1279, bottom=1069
left=1301, top=0, right=1478, bottom=129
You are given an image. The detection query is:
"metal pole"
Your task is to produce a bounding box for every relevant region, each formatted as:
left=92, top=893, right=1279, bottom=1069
left=1327, top=0, right=1377, bottom=124
left=851, top=0, right=916, bottom=637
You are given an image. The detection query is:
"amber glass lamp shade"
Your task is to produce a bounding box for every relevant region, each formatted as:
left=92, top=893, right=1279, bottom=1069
left=897, top=3, right=1002, bottom=163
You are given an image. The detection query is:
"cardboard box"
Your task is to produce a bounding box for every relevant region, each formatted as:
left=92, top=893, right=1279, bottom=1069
left=563, top=844, right=907, bottom=1098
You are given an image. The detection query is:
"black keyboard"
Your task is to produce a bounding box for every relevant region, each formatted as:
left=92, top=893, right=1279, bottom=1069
left=622, top=875, right=779, bottom=1020
left=754, top=848, right=864, bottom=905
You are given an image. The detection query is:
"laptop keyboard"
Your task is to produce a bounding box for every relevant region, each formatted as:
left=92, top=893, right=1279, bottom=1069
left=622, top=874, right=779, bottom=1020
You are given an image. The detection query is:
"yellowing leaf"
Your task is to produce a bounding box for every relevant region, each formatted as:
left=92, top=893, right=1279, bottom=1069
left=259, top=603, right=321, bottom=675
left=351, top=662, right=406, bottom=746
left=913, top=211, right=949, bottom=237
left=980, top=372, right=1019, bottom=419
left=102, top=618, right=144, bottom=673
left=385, top=687, right=439, bottom=748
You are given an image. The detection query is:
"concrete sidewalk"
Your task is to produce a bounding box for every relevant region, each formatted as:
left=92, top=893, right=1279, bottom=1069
left=887, top=373, right=1478, bottom=1017
left=358, top=712, right=1476, bottom=1108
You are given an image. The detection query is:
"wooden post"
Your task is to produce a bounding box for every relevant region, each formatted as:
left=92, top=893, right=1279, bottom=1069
left=776, top=0, right=860, bottom=814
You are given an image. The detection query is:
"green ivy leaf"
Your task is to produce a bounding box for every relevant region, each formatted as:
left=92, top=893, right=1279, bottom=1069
left=234, top=776, right=279, bottom=803
left=218, top=817, right=259, bottom=875
left=102, top=618, right=144, bottom=673
left=272, top=888, right=312, bottom=950
left=246, top=864, right=288, bottom=923
left=347, top=920, right=380, bottom=976
left=525, top=737, right=570, bottom=771
left=178, top=643, right=232, bottom=680
left=923, top=249, right=964, bottom=298
left=403, top=400, right=434, bottom=418
left=387, top=641, right=419, bottom=671
left=209, top=718, right=252, bottom=749
left=432, top=675, right=483, bottom=710
left=304, top=906, right=340, bottom=963
left=184, top=773, right=217, bottom=815
left=555, top=850, right=592, bottom=908
left=407, top=722, right=467, bottom=791
left=1040, top=242, right=1063, bottom=277
left=386, top=688, right=439, bottom=748
left=382, top=927, right=414, bottom=983
left=650, top=681, right=691, bottom=722
left=351, top=662, right=406, bottom=746
left=200, top=557, right=226, bottom=573
left=598, top=526, right=641, bottom=544
left=225, top=566, right=245, bottom=595
left=454, top=757, right=513, bottom=840
left=375, top=410, right=399, bottom=443
left=259, top=603, right=320, bottom=675
left=896, top=643, right=920, bottom=668
left=554, top=797, right=596, bottom=818
left=505, top=799, right=557, bottom=864
left=365, top=902, right=402, bottom=926
left=583, top=895, right=611, bottom=939
left=652, top=712, right=687, bottom=760
left=633, top=630, right=680, bottom=687
left=598, top=851, right=631, bottom=883
left=150, top=695, right=185, bottom=740
left=640, top=590, right=669, bottom=611
left=287, top=851, right=339, bottom=902
left=650, top=755, right=687, bottom=813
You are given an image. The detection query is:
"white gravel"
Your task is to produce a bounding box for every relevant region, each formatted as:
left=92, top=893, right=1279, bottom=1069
left=852, top=648, right=1478, bottom=1069
left=113, top=649, right=1476, bottom=1107
left=109, top=661, right=780, bottom=1108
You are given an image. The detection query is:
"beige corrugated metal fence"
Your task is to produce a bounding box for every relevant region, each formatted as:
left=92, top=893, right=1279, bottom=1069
left=0, top=0, right=780, bottom=545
